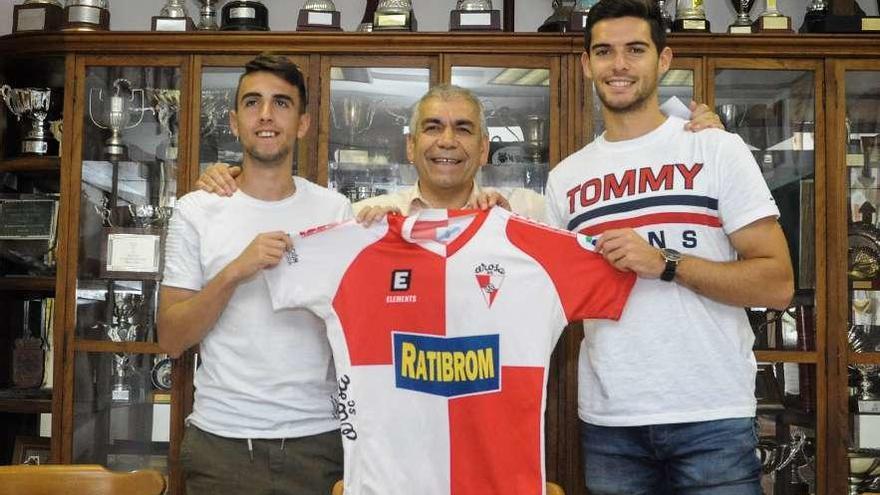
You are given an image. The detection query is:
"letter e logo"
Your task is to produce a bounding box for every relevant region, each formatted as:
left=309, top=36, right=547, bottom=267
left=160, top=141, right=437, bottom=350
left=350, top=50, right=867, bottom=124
left=391, top=270, right=412, bottom=291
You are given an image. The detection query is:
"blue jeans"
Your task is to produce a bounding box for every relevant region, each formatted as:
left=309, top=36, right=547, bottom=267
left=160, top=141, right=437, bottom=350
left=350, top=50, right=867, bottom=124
left=581, top=418, right=762, bottom=495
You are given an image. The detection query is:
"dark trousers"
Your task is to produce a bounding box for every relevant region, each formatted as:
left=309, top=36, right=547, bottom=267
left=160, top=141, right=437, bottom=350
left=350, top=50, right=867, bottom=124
left=181, top=425, right=343, bottom=495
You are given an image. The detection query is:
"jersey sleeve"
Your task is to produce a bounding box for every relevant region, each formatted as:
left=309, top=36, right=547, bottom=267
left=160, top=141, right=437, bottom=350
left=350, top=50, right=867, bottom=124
left=506, top=217, right=636, bottom=322
left=162, top=197, right=204, bottom=291
left=263, top=220, right=385, bottom=317
left=715, top=132, right=781, bottom=234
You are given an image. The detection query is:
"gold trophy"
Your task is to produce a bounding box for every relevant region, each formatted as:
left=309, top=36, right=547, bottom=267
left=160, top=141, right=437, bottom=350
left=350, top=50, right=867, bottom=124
left=753, top=0, right=792, bottom=32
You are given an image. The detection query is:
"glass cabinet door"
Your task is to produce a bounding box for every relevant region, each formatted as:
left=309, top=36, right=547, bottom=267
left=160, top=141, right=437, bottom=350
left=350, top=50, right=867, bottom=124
left=712, top=60, right=822, bottom=495
left=838, top=64, right=880, bottom=495
left=324, top=60, right=433, bottom=202
left=65, top=58, right=188, bottom=485
left=450, top=60, right=553, bottom=194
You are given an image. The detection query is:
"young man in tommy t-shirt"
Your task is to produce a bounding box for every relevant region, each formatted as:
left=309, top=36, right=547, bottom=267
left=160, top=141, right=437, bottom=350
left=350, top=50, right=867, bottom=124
left=545, top=1, right=794, bottom=494
left=158, top=55, right=349, bottom=495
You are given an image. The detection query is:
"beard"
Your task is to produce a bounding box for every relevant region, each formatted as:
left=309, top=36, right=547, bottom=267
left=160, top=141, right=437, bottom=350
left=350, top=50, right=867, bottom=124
left=594, top=76, right=658, bottom=115
left=243, top=140, right=293, bottom=166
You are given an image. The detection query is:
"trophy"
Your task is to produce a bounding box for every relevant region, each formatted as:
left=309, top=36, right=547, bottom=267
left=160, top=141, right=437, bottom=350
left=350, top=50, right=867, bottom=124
left=221, top=0, right=270, bottom=31
left=373, top=0, right=417, bottom=32
left=754, top=0, right=792, bottom=32
left=197, top=0, right=219, bottom=29
left=331, top=96, right=376, bottom=163
left=106, top=294, right=142, bottom=403
left=150, top=89, right=181, bottom=161
left=61, top=0, right=110, bottom=31
left=567, top=0, right=598, bottom=32
left=522, top=115, right=548, bottom=164
left=152, top=0, right=196, bottom=31
left=728, top=0, right=756, bottom=33
left=297, top=0, right=342, bottom=31
left=450, top=0, right=501, bottom=32
left=656, top=0, right=673, bottom=32
left=88, top=78, right=146, bottom=158
left=1, top=86, right=55, bottom=156
left=800, top=0, right=828, bottom=34
left=673, top=0, right=709, bottom=32
left=357, top=0, right=380, bottom=31
left=538, top=0, right=575, bottom=32
left=13, top=0, right=64, bottom=33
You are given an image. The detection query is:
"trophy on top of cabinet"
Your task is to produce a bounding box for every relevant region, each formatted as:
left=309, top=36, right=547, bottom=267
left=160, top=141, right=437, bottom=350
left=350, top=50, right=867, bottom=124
left=197, top=0, right=219, bottom=29
left=1, top=85, right=54, bottom=156
left=357, top=0, right=380, bottom=31
left=673, top=0, right=709, bottom=32
left=13, top=0, right=64, bottom=33
left=754, top=0, right=792, bottom=32
left=61, top=0, right=110, bottom=31
left=656, top=0, right=673, bottom=32
left=152, top=0, right=196, bottom=31
left=88, top=78, right=146, bottom=159
left=567, top=0, right=598, bottom=32
left=373, top=0, right=417, bottom=31
left=728, top=0, right=756, bottom=33
left=297, top=0, right=342, bottom=31
left=538, top=0, right=574, bottom=32
left=799, top=0, right=827, bottom=33
left=221, top=0, right=270, bottom=31
left=450, top=0, right=501, bottom=32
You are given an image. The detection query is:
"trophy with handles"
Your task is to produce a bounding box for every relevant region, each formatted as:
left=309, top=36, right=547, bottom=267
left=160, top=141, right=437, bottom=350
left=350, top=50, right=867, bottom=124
left=88, top=78, right=146, bottom=158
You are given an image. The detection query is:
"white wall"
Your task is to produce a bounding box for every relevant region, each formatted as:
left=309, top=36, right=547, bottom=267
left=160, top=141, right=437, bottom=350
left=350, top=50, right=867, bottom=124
left=1, top=1, right=878, bottom=37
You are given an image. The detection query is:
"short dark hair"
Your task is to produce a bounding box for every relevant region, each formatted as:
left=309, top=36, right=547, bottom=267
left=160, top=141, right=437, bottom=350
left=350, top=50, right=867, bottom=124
left=584, top=0, right=667, bottom=54
left=235, top=53, right=308, bottom=112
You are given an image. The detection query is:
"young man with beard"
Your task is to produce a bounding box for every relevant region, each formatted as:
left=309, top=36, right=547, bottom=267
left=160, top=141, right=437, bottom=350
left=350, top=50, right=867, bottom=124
left=158, top=54, right=349, bottom=495
left=545, top=1, right=794, bottom=494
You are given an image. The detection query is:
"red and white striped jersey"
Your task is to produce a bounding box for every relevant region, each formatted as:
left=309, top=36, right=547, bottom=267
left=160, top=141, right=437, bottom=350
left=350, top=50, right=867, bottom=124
left=264, top=207, right=635, bottom=495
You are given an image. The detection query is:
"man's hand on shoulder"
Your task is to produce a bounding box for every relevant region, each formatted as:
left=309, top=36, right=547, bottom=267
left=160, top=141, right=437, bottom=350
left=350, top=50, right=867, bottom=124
left=685, top=101, right=724, bottom=132
left=196, top=163, right=241, bottom=196
left=228, top=231, right=292, bottom=281
left=469, top=190, right=511, bottom=212
left=596, top=228, right=665, bottom=279
left=356, top=205, right=401, bottom=227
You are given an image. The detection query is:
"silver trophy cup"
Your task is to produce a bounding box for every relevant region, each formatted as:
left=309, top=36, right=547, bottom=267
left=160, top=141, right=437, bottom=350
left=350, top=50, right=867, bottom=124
left=160, top=0, right=188, bottom=17
left=303, top=0, right=337, bottom=10
left=88, top=78, right=146, bottom=158
left=730, top=0, right=756, bottom=28
left=0, top=85, right=53, bottom=156
left=331, top=97, right=377, bottom=147
left=458, top=0, right=493, bottom=10
left=197, top=0, right=219, bottom=29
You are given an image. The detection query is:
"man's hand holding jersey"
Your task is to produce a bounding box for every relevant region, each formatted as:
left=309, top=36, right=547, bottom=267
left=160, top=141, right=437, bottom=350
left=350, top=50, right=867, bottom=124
left=229, top=231, right=294, bottom=280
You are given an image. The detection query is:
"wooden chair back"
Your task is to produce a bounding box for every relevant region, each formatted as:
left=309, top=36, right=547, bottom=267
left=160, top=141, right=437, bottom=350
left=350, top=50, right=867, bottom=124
left=331, top=480, right=565, bottom=494
left=0, top=464, right=166, bottom=495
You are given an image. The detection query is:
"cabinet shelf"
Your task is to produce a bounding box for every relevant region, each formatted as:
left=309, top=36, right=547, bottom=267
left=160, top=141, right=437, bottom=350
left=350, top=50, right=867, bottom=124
left=0, top=389, right=52, bottom=414
left=0, top=156, right=60, bottom=174
left=0, top=276, right=55, bottom=293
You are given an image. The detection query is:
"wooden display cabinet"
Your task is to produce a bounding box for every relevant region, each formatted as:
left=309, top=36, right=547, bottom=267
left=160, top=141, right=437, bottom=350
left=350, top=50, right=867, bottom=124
left=0, top=30, right=879, bottom=495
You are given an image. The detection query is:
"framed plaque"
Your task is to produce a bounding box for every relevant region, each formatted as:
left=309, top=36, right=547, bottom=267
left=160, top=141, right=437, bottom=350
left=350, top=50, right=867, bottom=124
left=0, top=199, right=59, bottom=241
left=100, top=227, right=165, bottom=280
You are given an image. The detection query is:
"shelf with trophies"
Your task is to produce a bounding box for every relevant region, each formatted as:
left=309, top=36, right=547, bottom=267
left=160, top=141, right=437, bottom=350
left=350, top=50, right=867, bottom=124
left=0, top=50, right=64, bottom=466
left=711, top=60, right=820, bottom=495
left=326, top=64, right=431, bottom=203
left=62, top=59, right=188, bottom=483
left=829, top=61, right=880, bottom=495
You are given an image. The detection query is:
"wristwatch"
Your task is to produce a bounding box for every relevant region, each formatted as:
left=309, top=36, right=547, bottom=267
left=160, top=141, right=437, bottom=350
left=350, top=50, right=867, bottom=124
left=659, top=248, right=682, bottom=282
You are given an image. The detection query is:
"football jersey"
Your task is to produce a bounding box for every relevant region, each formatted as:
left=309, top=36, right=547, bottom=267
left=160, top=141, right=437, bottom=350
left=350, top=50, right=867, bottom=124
left=264, top=207, right=635, bottom=495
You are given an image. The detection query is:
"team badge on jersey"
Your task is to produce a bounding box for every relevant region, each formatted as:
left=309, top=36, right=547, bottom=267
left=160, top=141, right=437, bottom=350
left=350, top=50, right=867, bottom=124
left=576, top=233, right=598, bottom=252
left=474, top=263, right=505, bottom=308
left=393, top=332, right=500, bottom=398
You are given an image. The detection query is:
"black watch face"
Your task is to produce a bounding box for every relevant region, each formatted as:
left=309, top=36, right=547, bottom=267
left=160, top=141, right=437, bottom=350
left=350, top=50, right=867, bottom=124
left=151, top=357, right=172, bottom=391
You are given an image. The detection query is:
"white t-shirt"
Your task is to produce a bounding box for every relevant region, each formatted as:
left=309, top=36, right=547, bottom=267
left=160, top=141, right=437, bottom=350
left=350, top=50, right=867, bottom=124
left=162, top=176, right=353, bottom=438
left=546, top=116, right=780, bottom=427
left=264, top=208, right=635, bottom=495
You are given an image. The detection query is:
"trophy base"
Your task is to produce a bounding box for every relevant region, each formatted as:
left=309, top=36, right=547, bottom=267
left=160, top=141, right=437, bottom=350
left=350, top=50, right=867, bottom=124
left=61, top=5, right=110, bottom=31
left=297, top=10, right=342, bottom=31
left=566, top=13, right=589, bottom=32
left=220, top=1, right=270, bottom=31
left=21, top=139, right=49, bottom=156
left=105, top=143, right=128, bottom=159
left=728, top=23, right=754, bottom=34
left=799, top=13, right=880, bottom=33
left=373, top=11, right=417, bottom=31
left=753, top=15, right=792, bottom=33
left=13, top=3, right=63, bottom=33
left=672, top=18, right=710, bottom=32
left=450, top=10, right=501, bottom=31
left=152, top=16, right=196, bottom=32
